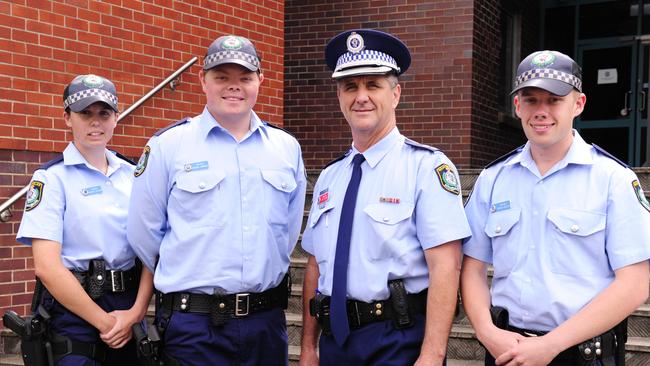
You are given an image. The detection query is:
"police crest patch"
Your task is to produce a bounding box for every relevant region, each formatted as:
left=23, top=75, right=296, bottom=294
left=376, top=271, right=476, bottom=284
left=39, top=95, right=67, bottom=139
left=632, top=180, right=650, bottom=212
left=435, top=164, right=460, bottom=195
left=25, top=180, right=44, bottom=211
left=134, top=145, right=151, bottom=177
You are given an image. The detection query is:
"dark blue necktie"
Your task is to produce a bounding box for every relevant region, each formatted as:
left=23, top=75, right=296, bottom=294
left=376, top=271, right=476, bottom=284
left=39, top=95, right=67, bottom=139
left=330, top=153, right=365, bottom=346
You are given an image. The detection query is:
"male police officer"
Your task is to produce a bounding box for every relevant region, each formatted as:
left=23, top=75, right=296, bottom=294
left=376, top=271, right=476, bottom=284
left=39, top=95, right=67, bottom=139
left=299, top=29, right=471, bottom=366
left=127, top=35, right=306, bottom=365
left=461, top=50, right=650, bottom=366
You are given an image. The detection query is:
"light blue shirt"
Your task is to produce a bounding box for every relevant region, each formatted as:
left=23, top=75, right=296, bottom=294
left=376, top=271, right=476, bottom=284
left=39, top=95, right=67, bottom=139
left=16, top=142, right=136, bottom=271
left=302, top=128, right=471, bottom=302
left=463, top=131, right=650, bottom=331
left=127, top=108, right=306, bottom=294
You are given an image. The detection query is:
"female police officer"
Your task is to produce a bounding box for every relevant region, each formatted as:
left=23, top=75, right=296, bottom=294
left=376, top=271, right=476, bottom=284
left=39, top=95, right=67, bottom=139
left=16, top=74, right=153, bottom=365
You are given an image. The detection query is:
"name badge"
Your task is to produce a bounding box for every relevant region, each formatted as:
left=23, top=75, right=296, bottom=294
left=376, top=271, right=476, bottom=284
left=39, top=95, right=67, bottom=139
left=81, top=186, right=103, bottom=196
left=491, top=200, right=510, bottom=212
left=184, top=161, right=209, bottom=172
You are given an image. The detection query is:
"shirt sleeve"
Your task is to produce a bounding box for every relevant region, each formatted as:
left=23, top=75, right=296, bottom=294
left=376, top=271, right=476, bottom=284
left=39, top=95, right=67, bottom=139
left=461, top=169, right=494, bottom=263
left=127, top=138, right=169, bottom=272
left=604, top=168, right=650, bottom=270
left=415, top=152, right=471, bottom=250
left=16, top=169, right=65, bottom=246
left=287, top=141, right=307, bottom=254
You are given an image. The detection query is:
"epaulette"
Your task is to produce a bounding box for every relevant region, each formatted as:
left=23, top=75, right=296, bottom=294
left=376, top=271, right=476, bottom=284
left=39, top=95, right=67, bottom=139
left=592, top=144, right=628, bottom=168
left=404, top=138, right=439, bottom=153
left=153, top=117, right=191, bottom=137
left=264, top=120, right=296, bottom=138
left=323, top=149, right=352, bottom=170
left=38, top=154, right=64, bottom=170
left=110, top=150, right=136, bottom=165
left=485, top=144, right=525, bottom=169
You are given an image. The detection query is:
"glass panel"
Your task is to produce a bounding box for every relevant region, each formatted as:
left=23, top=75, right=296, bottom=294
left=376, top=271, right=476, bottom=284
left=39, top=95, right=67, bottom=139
left=579, top=1, right=636, bottom=39
left=580, top=47, right=632, bottom=121
left=544, top=6, right=575, bottom=55
left=640, top=2, right=650, bottom=34
left=580, top=128, right=629, bottom=162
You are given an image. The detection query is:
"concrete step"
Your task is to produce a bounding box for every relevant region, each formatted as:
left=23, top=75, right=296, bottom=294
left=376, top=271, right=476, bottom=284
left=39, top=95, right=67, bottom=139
left=0, top=353, right=22, bottom=366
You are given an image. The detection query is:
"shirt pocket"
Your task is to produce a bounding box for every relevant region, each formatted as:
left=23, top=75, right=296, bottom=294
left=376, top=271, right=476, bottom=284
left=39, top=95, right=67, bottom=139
left=546, top=208, right=607, bottom=276
left=363, top=202, right=416, bottom=260
left=309, top=204, right=336, bottom=264
left=484, top=207, right=521, bottom=278
left=261, top=169, right=297, bottom=226
left=171, top=169, right=227, bottom=227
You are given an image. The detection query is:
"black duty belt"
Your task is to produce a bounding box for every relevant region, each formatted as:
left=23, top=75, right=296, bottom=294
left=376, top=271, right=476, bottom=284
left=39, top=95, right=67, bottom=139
left=71, top=263, right=139, bottom=297
left=160, top=274, right=290, bottom=320
left=507, top=325, right=617, bottom=362
left=310, top=290, right=427, bottom=333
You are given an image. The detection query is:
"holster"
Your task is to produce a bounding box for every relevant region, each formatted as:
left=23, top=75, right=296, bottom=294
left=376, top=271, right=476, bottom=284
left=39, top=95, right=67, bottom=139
left=309, top=293, right=331, bottom=335
left=388, top=279, right=412, bottom=329
left=613, top=318, right=628, bottom=366
left=2, top=308, right=53, bottom=366
left=490, top=305, right=509, bottom=330
left=86, top=259, right=106, bottom=300
left=133, top=323, right=167, bottom=366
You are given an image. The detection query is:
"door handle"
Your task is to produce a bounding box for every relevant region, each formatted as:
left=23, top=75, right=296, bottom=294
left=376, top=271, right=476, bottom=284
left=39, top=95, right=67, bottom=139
left=639, top=90, right=646, bottom=112
left=621, top=91, right=631, bottom=116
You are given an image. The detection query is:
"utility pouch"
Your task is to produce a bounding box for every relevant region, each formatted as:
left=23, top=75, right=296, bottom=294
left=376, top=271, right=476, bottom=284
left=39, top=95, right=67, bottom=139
left=209, top=295, right=230, bottom=327
left=388, top=279, right=412, bottom=329
left=309, top=293, right=331, bottom=335
left=490, top=306, right=509, bottom=330
left=3, top=309, right=52, bottom=366
left=87, top=260, right=106, bottom=300
left=613, top=318, right=628, bottom=366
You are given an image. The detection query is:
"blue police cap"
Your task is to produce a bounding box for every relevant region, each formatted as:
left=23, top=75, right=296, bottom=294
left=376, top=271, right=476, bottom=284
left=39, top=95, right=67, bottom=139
left=204, top=35, right=260, bottom=72
left=325, top=29, right=411, bottom=79
left=511, top=50, right=582, bottom=96
left=63, top=74, right=119, bottom=113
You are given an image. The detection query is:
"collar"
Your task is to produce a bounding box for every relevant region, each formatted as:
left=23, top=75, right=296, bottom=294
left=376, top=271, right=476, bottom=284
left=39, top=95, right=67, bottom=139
left=505, top=129, right=594, bottom=170
left=349, top=127, right=402, bottom=169
left=198, top=107, right=264, bottom=140
left=63, top=142, right=127, bottom=175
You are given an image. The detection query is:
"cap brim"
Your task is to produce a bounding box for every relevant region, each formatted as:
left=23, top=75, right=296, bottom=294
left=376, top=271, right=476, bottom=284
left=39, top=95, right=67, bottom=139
left=69, top=97, right=119, bottom=113
left=203, top=59, right=258, bottom=72
left=332, top=65, right=395, bottom=79
left=511, top=78, right=575, bottom=96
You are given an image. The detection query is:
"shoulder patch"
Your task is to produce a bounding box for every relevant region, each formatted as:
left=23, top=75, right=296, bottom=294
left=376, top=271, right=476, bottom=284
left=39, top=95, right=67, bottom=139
left=323, top=149, right=352, bottom=170
left=592, top=144, right=629, bottom=168
left=25, top=180, right=44, bottom=211
left=632, top=180, right=650, bottom=213
left=134, top=145, right=151, bottom=177
left=39, top=155, right=64, bottom=171
left=153, top=117, right=191, bottom=137
left=111, top=150, right=136, bottom=165
left=405, top=138, right=439, bottom=153
left=485, top=145, right=525, bottom=169
left=264, top=120, right=296, bottom=138
left=435, top=163, right=460, bottom=195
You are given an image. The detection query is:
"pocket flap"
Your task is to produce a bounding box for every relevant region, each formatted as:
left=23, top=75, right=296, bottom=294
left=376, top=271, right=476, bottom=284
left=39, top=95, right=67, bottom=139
left=261, top=170, right=297, bottom=193
left=484, top=207, right=521, bottom=238
left=175, top=169, right=226, bottom=193
left=310, top=204, right=335, bottom=228
left=547, top=208, right=606, bottom=236
left=363, top=203, right=414, bottom=225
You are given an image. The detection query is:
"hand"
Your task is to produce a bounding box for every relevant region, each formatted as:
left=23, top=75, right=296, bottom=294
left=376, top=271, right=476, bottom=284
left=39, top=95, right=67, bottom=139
left=478, top=325, right=525, bottom=361
left=495, top=336, right=559, bottom=366
left=99, top=310, right=137, bottom=349
left=298, top=347, right=319, bottom=366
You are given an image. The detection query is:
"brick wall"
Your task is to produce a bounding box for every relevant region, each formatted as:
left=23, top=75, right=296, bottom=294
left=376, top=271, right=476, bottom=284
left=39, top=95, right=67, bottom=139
left=0, top=0, right=284, bottom=320
left=284, top=0, right=476, bottom=169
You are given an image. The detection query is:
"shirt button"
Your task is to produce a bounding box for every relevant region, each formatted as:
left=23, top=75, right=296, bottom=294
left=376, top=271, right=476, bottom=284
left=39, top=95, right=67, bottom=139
left=570, top=224, right=579, bottom=233
left=106, top=181, right=112, bottom=186
left=243, top=226, right=249, bottom=231
left=494, top=226, right=502, bottom=234
left=383, top=217, right=389, bottom=222
left=281, top=182, right=287, bottom=189
left=199, top=182, right=206, bottom=189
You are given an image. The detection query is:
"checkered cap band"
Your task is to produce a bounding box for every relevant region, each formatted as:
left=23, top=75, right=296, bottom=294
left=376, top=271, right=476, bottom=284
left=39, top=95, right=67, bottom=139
left=204, top=50, right=260, bottom=69
left=335, top=49, right=399, bottom=72
left=515, top=68, right=582, bottom=92
left=63, top=88, right=118, bottom=110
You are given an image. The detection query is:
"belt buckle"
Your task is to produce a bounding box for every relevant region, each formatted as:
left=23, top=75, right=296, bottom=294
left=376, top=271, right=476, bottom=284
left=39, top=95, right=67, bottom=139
left=110, top=270, right=125, bottom=292
left=235, top=293, right=250, bottom=317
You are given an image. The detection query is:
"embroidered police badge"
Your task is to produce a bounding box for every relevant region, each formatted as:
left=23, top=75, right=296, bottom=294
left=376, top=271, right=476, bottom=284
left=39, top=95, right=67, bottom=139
left=82, top=74, right=104, bottom=88
left=221, top=36, right=243, bottom=50
left=25, top=180, right=44, bottom=211
left=134, top=145, right=151, bottom=177
left=531, top=51, right=555, bottom=68
left=435, top=164, right=460, bottom=195
left=632, top=180, right=650, bottom=212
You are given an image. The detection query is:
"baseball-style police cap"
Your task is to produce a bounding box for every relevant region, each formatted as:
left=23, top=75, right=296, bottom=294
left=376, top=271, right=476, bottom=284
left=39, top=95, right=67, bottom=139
left=325, top=29, right=411, bottom=79
left=203, top=35, right=261, bottom=72
left=63, top=74, right=119, bottom=113
left=511, top=50, right=582, bottom=96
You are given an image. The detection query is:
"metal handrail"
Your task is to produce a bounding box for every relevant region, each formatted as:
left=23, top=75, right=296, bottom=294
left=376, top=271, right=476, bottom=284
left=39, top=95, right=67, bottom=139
left=0, top=57, right=198, bottom=222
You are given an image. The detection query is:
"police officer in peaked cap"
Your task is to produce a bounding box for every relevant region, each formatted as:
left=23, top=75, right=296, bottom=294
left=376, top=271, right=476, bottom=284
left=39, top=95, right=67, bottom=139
left=16, top=74, right=154, bottom=365
left=299, top=29, right=471, bottom=365
left=127, top=35, right=306, bottom=365
left=461, top=50, right=650, bottom=366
